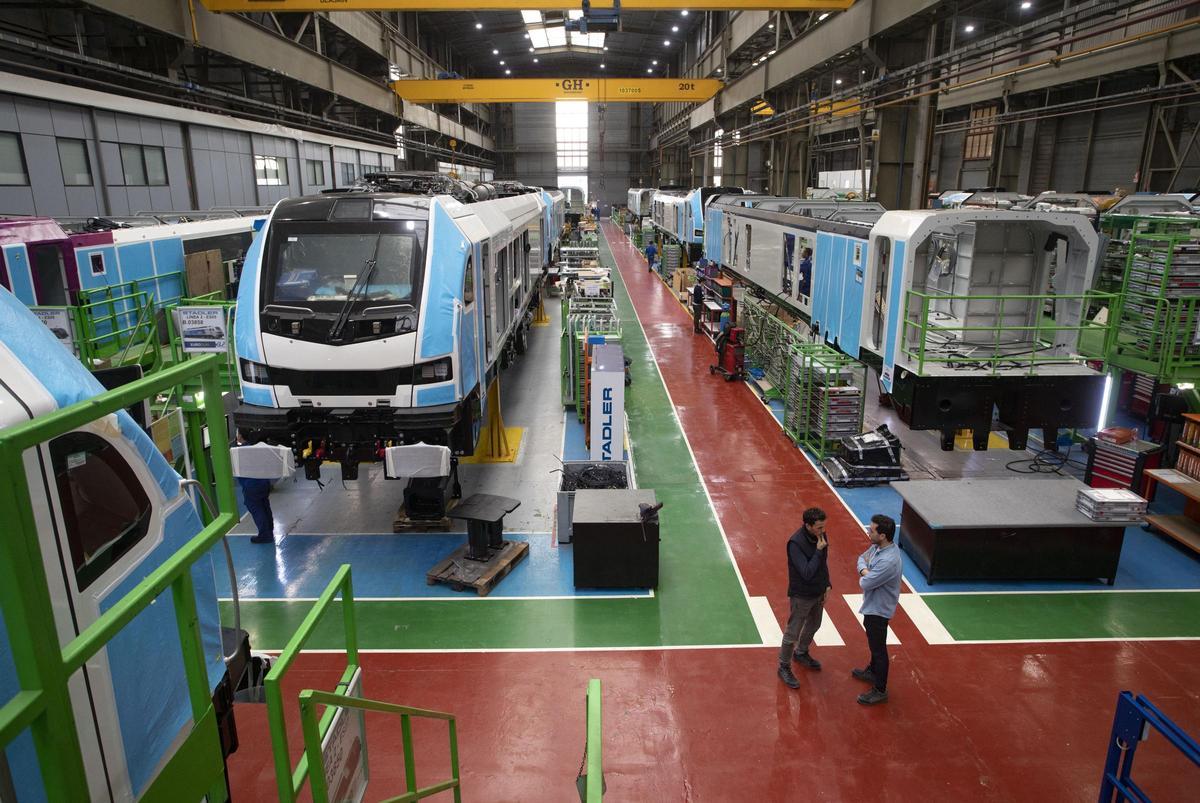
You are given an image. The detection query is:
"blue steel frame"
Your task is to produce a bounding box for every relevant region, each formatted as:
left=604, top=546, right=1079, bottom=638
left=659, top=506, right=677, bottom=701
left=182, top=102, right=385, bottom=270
left=1098, top=691, right=1200, bottom=802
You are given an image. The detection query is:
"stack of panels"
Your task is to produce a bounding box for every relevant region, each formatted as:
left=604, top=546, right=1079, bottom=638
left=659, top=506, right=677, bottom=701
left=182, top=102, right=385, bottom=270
left=809, top=386, right=863, bottom=439
left=1076, top=487, right=1148, bottom=522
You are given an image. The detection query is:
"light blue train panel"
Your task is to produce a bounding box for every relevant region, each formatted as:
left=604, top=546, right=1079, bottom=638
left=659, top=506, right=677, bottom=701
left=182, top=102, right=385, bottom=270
left=880, top=240, right=907, bottom=393
left=1, top=244, right=34, bottom=305
left=704, top=208, right=723, bottom=263
left=813, top=232, right=867, bottom=358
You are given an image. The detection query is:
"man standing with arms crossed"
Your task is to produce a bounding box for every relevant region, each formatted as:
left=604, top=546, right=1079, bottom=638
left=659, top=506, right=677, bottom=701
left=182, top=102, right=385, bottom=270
left=778, top=507, right=831, bottom=689
left=853, top=514, right=903, bottom=705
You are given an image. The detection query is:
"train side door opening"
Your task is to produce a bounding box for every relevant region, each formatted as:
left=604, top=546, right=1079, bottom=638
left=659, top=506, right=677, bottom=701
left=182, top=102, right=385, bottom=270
left=30, top=243, right=69, bottom=305
left=871, top=236, right=891, bottom=351
left=782, top=233, right=795, bottom=296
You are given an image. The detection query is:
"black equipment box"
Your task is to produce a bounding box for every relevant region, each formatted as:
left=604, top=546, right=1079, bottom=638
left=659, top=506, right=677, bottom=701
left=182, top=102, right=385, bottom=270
left=571, top=489, right=659, bottom=589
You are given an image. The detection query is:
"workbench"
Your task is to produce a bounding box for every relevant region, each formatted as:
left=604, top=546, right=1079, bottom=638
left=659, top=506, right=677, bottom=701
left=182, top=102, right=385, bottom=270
left=895, top=478, right=1126, bottom=584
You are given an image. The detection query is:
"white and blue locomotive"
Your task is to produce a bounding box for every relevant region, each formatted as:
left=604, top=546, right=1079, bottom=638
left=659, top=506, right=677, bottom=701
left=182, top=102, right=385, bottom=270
left=233, top=180, right=563, bottom=480
left=701, top=193, right=1106, bottom=450
left=650, top=186, right=746, bottom=259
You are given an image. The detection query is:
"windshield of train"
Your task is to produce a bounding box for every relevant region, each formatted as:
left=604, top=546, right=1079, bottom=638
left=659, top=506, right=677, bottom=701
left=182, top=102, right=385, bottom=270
left=266, top=223, right=426, bottom=309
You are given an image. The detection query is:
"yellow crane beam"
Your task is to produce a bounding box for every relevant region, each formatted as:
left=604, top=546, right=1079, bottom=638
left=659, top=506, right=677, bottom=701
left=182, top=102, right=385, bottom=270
left=200, top=1, right=854, bottom=12
left=392, top=77, right=722, bottom=103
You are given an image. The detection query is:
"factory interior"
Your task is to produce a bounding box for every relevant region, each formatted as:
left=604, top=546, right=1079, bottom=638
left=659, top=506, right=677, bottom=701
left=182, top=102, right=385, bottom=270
left=3, top=0, right=1200, bottom=800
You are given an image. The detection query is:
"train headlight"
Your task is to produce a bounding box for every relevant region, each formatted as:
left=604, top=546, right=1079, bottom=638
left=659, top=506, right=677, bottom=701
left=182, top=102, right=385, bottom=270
left=240, top=359, right=272, bottom=384
left=418, top=358, right=452, bottom=382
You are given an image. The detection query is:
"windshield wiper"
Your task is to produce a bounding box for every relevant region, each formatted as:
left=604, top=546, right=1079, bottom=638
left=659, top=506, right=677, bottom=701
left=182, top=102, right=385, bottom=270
left=328, top=236, right=382, bottom=343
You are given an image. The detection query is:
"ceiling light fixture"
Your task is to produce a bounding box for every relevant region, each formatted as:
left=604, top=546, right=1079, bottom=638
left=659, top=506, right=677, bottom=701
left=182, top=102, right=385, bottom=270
left=533, top=57, right=539, bottom=62
left=769, top=49, right=776, bottom=55
left=818, top=12, right=830, bottom=21
left=492, top=48, right=499, bottom=55
left=769, top=23, right=775, bottom=29
left=600, top=63, right=605, bottom=68
left=663, top=40, right=670, bottom=46
left=647, top=68, right=653, bottom=73
left=505, top=69, right=511, bottom=75
left=499, top=59, right=505, bottom=65
left=475, top=22, right=482, bottom=29
left=672, top=25, right=679, bottom=32
left=1021, top=1, right=1032, bottom=8
left=681, top=9, right=689, bottom=16
left=652, top=60, right=658, bottom=65
left=835, top=78, right=843, bottom=85
left=964, top=24, right=975, bottom=32
left=529, top=47, right=534, bottom=52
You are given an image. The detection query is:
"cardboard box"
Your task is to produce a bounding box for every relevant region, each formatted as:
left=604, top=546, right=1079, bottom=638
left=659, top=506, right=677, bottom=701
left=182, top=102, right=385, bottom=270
left=185, top=249, right=226, bottom=298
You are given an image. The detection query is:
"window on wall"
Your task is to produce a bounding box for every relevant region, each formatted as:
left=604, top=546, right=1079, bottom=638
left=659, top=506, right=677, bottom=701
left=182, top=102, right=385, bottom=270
left=556, top=100, right=588, bottom=172
left=119, top=144, right=167, bottom=186
left=964, top=104, right=998, bottom=160
left=305, top=159, right=325, bottom=185
left=255, top=155, right=289, bottom=186
left=0, top=132, right=29, bottom=185
left=395, top=125, right=406, bottom=162
left=57, top=138, right=92, bottom=186
left=338, top=162, right=356, bottom=185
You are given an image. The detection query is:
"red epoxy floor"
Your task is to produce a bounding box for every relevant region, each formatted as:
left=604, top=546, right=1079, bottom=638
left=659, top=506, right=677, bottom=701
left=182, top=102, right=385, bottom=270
left=225, top=223, right=1198, bottom=801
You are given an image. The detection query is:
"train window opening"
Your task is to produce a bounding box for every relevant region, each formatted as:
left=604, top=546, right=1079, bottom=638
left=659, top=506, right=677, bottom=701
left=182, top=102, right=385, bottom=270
left=781, top=233, right=795, bottom=296
left=871, top=236, right=891, bottom=351
left=267, top=224, right=426, bottom=310
left=50, top=431, right=152, bottom=592
left=464, top=255, right=475, bottom=305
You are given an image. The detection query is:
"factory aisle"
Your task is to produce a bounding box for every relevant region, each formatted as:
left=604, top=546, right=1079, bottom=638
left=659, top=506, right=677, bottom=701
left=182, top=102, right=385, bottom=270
left=223, top=224, right=1199, bottom=803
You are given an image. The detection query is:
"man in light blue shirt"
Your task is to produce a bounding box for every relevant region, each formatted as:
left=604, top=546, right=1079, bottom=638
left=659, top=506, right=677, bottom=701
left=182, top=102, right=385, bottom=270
left=852, top=514, right=903, bottom=705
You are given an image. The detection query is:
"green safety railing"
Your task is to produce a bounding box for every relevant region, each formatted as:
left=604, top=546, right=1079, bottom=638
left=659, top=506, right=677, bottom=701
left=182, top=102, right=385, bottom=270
left=265, top=565, right=462, bottom=803
left=900, top=291, right=1118, bottom=376
left=742, top=296, right=809, bottom=400
left=583, top=678, right=602, bottom=802
left=783, top=343, right=867, bottom=459
left=74, top=275, right=182, bottom=369
left=0, top=355, right=236, bottom=802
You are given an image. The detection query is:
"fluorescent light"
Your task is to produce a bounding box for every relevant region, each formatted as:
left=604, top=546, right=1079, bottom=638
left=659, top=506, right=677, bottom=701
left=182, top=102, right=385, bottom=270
left=475, top=22, right=482, bottom=29
left=818, top=12, right=830, bottom=21
left=663, top=40, right=670, bottom=46
left=647, top=68, right=652, bottom=73
left=835, top=78, right=842, bottom=85
left=1021, top=1, right=1032, bottom=8
left=652, top=59, right=658, bottom=65
left=769, top=23, right=774, bottom=29
left=521, top=10, right=542, bottom=24
left=492, top=48, right=499, bottom=55
left=965, top=24, right=975, bottom=32
left=1097, top=374, right=1113, bottom=429
left=672, top=25, right=679, bottom=32
left=681, top=9, right=689, bottom=15
left=600, top=63, right=605, bottom=68
left=499, top=60, right=505, bottom=65
left=769, top=49, right=776, bottom=55
left=505, top=69, right=512, bottom=75
left=533, top=57, right=539, bottom=62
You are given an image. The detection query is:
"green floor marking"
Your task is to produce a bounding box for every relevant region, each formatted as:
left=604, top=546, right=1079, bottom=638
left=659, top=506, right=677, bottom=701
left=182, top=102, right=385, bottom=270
left=225, top=229, right=760, bottom=650
left=923, top=591, right=1200, bottom=641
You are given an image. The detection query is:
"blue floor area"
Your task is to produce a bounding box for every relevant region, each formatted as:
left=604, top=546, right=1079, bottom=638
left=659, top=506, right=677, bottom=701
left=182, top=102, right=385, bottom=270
left=837, top=480, right=1200, bottom=592
left=562, top=410, right=629, bottom=461
left=214, top=533, right=650, bottom=599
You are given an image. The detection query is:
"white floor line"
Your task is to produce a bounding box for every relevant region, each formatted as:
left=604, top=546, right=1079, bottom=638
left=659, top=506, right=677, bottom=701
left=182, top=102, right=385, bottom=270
left=813, top=609, right=846, bottom=647
left=748, top=596, right=784, bottom=646
left=897, top=594, right=956, bottom=644
left=840, top=594, right=902, bottom=644
left=221, top=593, right=652, bottom=602
left=256, top=643, right=778, bottom=655
left=916, top=588, right=1200, bottom=595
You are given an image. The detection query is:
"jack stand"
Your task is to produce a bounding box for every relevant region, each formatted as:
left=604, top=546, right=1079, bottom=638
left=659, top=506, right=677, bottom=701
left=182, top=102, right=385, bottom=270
left=393, top=458, right=462, bottom=532
left=533, top=294, right=551, bottom=326
left=460, top=375, right=524, bottom=463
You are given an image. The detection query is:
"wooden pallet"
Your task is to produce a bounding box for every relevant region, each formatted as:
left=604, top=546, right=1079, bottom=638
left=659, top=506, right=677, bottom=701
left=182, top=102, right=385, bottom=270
left=425, top=540, right=530, bottom=596
left=393, top=498, right=459, bottom=533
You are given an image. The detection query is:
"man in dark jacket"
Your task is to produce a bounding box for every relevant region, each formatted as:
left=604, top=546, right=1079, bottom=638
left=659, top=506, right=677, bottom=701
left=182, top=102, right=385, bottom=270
left=692, top=280, right=705, bottom=334
left=779, top=507, right=831, bottom=689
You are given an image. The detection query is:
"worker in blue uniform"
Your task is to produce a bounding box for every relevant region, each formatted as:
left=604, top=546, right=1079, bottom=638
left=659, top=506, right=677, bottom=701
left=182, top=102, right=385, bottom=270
left=797, top=247, right=813, bottom=298
left=645, top=240, right=657, bottom=272
left=235, top=433, right=276, bottom=544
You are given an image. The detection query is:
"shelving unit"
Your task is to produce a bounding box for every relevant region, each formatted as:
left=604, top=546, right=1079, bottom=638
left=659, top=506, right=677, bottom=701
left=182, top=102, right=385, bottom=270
left=561, top=296, right=621, bottom=415
left=1141, top=412, right=1200, bottom=556
left=783, top=343, right=866, bottom=459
